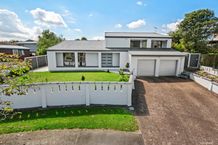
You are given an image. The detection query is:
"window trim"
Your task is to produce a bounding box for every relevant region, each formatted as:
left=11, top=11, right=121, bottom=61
left=130, top=39, right=147, bottom=48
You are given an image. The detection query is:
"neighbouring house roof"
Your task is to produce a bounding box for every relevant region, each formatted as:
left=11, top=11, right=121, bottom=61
left=105, top=32, right=171, bottom=38
left=0, top=45, right=30, bottom=50
left=17, top=41, right=37, bottom=45
left=48, top=40, right=109, bottom=51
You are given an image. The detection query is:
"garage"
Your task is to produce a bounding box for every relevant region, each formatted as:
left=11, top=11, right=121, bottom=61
left=159, top=60, right=177, bottom=76
left=137, top=60, right=155, bottom=76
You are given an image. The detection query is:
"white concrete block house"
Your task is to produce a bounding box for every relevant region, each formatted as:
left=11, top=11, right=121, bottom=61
left=47, top=32, right=185, bottom=77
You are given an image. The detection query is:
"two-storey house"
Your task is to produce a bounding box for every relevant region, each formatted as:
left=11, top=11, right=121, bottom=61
left=47, top=32, right=185, bottom=77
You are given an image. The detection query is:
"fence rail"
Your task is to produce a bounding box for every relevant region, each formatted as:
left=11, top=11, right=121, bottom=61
left=25, top=55, right=47, bottom=69
left=0, top=76, right=134, bottom=109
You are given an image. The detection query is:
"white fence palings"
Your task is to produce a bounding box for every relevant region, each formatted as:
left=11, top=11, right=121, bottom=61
left=0, top=77, right=134, bottom=109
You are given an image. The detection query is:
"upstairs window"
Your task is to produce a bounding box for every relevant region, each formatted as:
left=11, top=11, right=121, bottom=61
left=151, top=40, right=167, bottom=48
left=130, top=40, right=147, bottom=48
left=130, top=40, right=140, bottom=48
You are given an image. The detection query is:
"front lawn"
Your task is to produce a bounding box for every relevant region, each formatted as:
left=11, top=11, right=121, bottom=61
left=0, top=107, right=138, bottom=134
left=26, top=71, right=129, bottom=83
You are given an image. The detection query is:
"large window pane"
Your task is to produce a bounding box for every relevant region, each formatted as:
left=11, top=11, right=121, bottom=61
left=78, top=53, right=86, bottom=67
left=141, top=40, right=147, bottom=48
left=130, top=40, right=140, bottom=48
left=63, top=53, right=75, bottom=66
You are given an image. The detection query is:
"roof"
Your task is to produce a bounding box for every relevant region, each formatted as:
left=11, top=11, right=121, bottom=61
left=48, top=40, right=108, bottom=51
left=105, top=32, right=171, bottom=38
left=0, top=45, right=29, bottom=50
left=129, top=48, right=186, bottom=56
left=17, top=41, right=37, bottom=45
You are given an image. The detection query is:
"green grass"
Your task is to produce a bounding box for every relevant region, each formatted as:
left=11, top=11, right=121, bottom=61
left=26, top=71, right=129, bottom=83
left=0, top=107, right=138, bottom=134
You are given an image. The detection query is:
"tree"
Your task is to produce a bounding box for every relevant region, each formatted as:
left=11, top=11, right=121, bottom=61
left=170, top=9, right=218, bottom=53
left=75, top=37, right=88, bottom=41
left=0, top=53, right=31, bottom=120
left=37, top=30, right=64, bottom=55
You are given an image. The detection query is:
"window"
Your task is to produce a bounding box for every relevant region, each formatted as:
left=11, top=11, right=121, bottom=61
left=63, top=53, right=75, bottom=66
left=130, top=40, right=140, bottom=48
left=78, top=53, right=86, bottom=67
left=141, top=40, right=147, bottom=48
left=130, top=40, right=147, bottom=48
left=151, top=40, right=167, bottom=48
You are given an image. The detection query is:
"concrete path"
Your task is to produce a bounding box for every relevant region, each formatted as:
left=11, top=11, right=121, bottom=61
left=0, top=129, right=144, bottom=145
left=31, top=66, right=48, bottom=72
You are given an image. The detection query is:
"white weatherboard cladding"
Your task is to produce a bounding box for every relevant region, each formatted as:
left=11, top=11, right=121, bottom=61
left=137, top=60, right=155, bottom=76
left=159, top=60, right=177, bottom=76
left=86, top=53, right=98, bottom=66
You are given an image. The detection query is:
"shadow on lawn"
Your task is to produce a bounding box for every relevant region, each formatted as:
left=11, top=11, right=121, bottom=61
left=1, top=107, right=131, bottom=123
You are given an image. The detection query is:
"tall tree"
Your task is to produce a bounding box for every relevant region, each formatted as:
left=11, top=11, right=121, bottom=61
left=37, top=30, right=64, bottom=55
left=170, top=9, right=218, bottom=53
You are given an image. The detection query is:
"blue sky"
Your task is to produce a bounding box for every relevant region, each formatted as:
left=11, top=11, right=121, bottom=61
left=0, top=0, right=217, bottom=40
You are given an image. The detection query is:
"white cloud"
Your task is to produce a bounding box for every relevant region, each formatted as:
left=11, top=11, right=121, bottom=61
left=127, top=19, right=146, bottom=29
left=0, top=9, right=42, bottom=40
left=162, top=19, right=182, bottom=32
left=91, top=36, right=104, bottom=40
left=73, top=28, right=81, bottom=32
left=136, top=1, right=143, bottom=5
left=62, top=9, right=76, bottom=24
left=114, top=24, right=122, bottom=28
left=30, top=8, right=67, bottom=27
left=88, top=13, right=93, bottom=17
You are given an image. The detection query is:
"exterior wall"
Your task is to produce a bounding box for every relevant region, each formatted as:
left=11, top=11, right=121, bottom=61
left=18, top=43, right=37, bottom=53
left=112, top=53, right=120, bottom=66
left=86, top=53, right=98, bottom=67
left=120, top=52, right=129, bottom=68
left=56, top=53, right=63, bottom=66
left=105, top=37, right=172, bottom=48
left=130, top=56, right=185, bottom=77
left=0, top=77, right=133, bottom=109
left=47, top=51, right=57, bottom=71
left=48, top=51, right=129, bottom=71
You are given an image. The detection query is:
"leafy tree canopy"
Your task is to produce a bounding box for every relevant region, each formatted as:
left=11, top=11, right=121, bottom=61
left=170, top=9, right=218, bottom=53
left=37, top=30, right=64, bottom=55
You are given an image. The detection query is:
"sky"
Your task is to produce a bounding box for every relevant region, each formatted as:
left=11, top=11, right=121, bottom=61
left=0, top=0, right=217, bottom=41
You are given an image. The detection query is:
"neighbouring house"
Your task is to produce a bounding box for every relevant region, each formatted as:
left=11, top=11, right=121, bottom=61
left=209, top=33, right=218, bottom=45
left=47, top=32, right=186, bottom=77
left=17, top=40, right=37, bottom=55
left=0, top=45, right=30, bottom=59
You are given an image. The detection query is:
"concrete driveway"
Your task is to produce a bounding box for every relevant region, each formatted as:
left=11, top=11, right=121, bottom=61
left=133, top=77, right=218, bottom=145
left=0, top=129, right=144, bottom=145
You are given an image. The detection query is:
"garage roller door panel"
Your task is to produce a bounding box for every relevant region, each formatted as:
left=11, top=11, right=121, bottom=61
left=159, top=60, right=177, bottom=76
left=137, top=60, right=155, bottom=76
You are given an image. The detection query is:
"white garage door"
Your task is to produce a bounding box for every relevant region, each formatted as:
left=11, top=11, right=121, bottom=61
left=159, top=60, right=177, bottom=76
left=137, top=60, right=155, bottom=76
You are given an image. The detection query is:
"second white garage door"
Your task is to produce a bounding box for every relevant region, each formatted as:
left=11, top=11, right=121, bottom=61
left=159, top=60, right=177, bottom=76
left=137, top=60, right=155, bottom=76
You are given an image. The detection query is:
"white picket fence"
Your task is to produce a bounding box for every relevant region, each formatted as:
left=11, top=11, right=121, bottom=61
left=0, top=76, right=134, bottom=109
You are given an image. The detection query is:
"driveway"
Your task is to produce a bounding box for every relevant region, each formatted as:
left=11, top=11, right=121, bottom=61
left=133, top=77, right=218, bottom=145
left=0, top=129, right=144, bottom=145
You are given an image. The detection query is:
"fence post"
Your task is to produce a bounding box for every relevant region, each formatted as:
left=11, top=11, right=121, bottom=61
left=85, top=83, right=90, bottom=106
left=41, top=85, right=47, bottom=108
left=36, top=57, right=39, bottom=68
left=127, top=83, right=132, bottom=106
